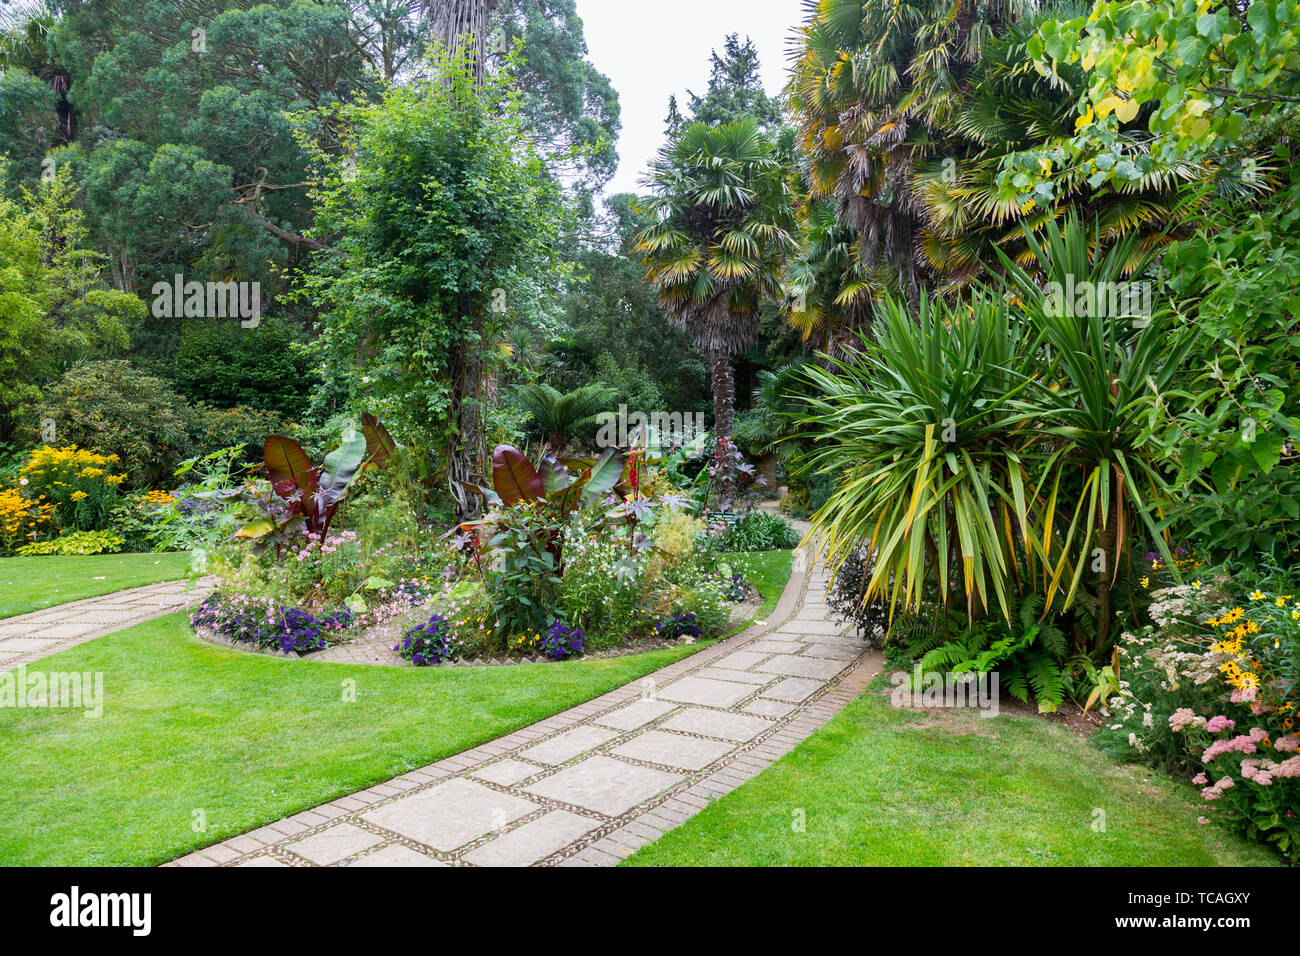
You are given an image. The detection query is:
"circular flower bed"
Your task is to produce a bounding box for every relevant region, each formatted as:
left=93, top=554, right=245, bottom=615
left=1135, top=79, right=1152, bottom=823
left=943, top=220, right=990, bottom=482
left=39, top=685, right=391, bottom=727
left=192, top=593, right=354, bottom=657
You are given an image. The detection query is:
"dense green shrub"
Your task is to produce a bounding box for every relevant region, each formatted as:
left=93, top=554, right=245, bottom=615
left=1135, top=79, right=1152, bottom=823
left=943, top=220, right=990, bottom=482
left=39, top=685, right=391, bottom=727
left=1156, top=168, right=1300, bottom=566
left=780, top=473, right=833, bottom=519
left=183, top=403, right=292, bottom=466
left=33, top=360, right=192, bottom=486
left=708, top=509, right=799, bottom=551
left=170, top=319, right=316, bottom=416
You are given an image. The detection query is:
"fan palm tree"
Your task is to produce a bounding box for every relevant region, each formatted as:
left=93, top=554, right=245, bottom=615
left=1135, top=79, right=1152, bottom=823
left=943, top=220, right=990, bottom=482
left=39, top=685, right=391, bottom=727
left=908, top=6, right=1213, bottom=284
left=514, top=382, right=616, bottom=454
left=787, top=0, right=1020, bottom=300
left=784, top=197, right=879, bottom=356
left=633, top=118, right=796, bottom=499
left=786, top=0, right=1221, bottom=293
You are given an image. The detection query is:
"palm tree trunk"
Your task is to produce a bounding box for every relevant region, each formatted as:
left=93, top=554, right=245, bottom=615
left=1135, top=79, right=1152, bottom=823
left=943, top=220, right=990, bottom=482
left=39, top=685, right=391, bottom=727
left=709, top=347, right=737, bottom=503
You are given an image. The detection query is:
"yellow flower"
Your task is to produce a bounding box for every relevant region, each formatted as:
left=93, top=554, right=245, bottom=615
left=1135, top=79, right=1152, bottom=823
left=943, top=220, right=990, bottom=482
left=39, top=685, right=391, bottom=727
left=70, top=490, right=88, bottom=501
left=1250, top=590, right=1266, bottom=600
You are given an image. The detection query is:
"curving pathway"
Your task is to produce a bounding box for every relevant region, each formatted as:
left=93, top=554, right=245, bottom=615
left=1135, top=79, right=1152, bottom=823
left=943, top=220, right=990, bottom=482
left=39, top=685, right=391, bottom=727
left=0, top=578, right=214, bottom=675
left=167, top=555, right=884, bottom=868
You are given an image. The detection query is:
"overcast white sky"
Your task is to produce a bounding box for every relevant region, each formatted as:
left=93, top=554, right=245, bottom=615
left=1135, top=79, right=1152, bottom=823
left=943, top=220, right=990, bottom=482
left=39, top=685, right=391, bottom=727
left=576, top=0, right=806, bottom=198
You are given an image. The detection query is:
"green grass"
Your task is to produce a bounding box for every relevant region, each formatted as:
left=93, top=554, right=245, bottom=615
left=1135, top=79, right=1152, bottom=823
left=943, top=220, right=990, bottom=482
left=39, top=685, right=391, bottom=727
left=0, top=613, right=707, bottom=866
left=0, top=552, right=193, bottom=619
left=625, top=685, right=1279, bottom=867
left=730, top=549, right=795, bottom=625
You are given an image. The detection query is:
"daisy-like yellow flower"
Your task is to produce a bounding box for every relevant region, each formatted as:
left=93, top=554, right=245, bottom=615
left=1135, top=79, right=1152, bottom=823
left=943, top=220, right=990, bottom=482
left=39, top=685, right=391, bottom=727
left=1250, top=590, right=1266, bottom=600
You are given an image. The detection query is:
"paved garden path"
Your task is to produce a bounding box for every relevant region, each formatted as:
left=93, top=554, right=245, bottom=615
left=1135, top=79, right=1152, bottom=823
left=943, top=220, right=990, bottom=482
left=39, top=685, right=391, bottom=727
left=170, top=553, right=885, bottom=868
left=0, top=579, right=213, bottom=675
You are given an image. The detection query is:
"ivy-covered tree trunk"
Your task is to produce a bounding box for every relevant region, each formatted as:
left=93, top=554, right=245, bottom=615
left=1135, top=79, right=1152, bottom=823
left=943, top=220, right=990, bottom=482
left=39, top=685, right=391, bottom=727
left=430, top=0, right=499, bottom=83
left=709, top=346, right=737, bottom=503
left=433, top=0, right=500, bottom=519
left=448, top=331, right=483, bottom=518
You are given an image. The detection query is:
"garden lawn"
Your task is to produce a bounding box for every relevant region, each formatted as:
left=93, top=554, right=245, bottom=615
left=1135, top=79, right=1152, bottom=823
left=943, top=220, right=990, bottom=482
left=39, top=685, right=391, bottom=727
left=0, top=613, right=709, bottom=866
left=624, top=685, right=1279, bottom=867
left=730, top=549, right=794, bottom=625
left=0, top=552, right=193, bottom=619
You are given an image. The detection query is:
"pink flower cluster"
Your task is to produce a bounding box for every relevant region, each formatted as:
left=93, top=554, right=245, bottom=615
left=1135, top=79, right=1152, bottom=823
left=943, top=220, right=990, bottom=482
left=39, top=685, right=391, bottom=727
left=1169, top=708, right=1206, bottom=732
left=1201, top=726, right=1267, bottom=763
left=1276, top=735, right=1300, bottom=753
left=1206, top=714, right=1235, bottom=733
left=1201, top=776, right=1235, bottom=800
left=1239, top=756, right=1300, bottom=787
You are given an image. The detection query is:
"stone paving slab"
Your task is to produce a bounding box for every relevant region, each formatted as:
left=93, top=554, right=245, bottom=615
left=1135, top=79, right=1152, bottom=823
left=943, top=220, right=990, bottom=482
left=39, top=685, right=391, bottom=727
left=361, top=778, right=539, bottom=851
left=463, top=810, right=599, bottom=867
left=524, top=755, right=685, bottom=817
left=590, top=698, right=677, bottom=731
left=655, top=676, right=754, bottom=708
left=660, top=708, right=773, bottom=742
left=166, top=550, right=886, bottom=868
left=0, top=577, right=213, bottom=674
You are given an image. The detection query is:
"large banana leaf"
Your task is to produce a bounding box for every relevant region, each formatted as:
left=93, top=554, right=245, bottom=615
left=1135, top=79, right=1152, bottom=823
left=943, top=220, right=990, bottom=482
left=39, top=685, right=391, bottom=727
left=492, top=445, right=546, bottom=504
left=360, top=412, right=398, bottom=468
left=317, top=430, right=369, bottom=509
left=581, top=448, right=624, bottom=501
left=264, top=436, right=317, bottom=503
left=538, top=454, right=574, bottom=495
